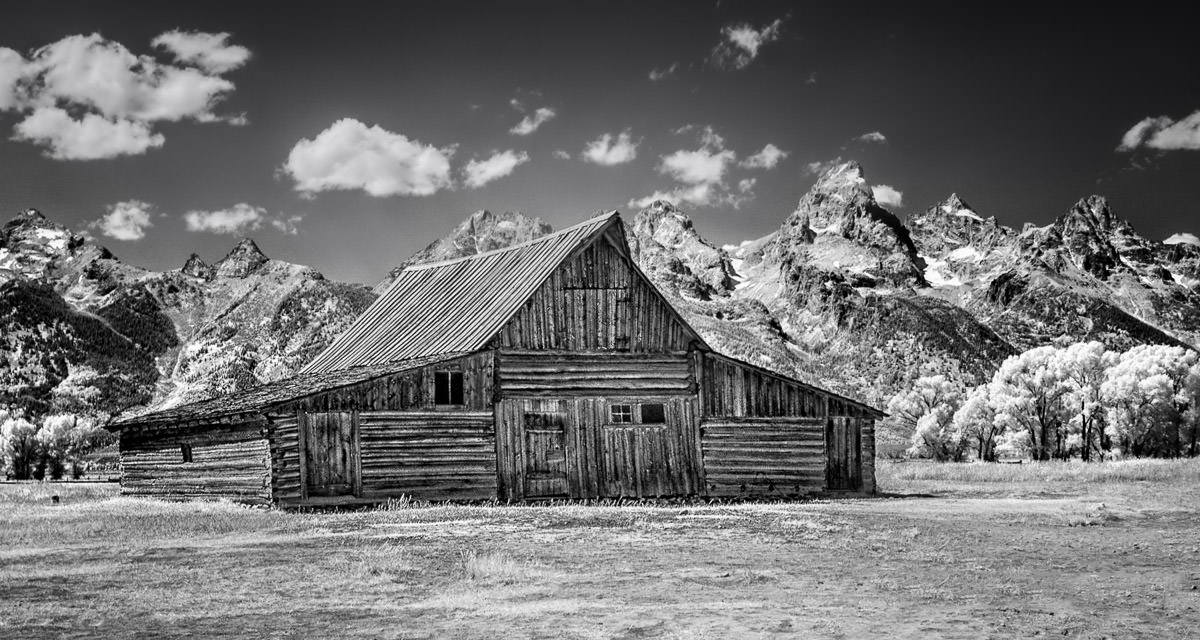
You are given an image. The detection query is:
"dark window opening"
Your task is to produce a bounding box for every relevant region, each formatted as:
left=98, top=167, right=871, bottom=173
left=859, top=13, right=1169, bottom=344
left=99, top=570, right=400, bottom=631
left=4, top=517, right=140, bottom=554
left=435, top=371, right=464, bottom=405
left=610, top=404, right=633, bottom=424
left=640, top=403, right=666, bottom=424
left=524, top=412, right=565, bottom=428
left=180, top=443, right=193, bottom=463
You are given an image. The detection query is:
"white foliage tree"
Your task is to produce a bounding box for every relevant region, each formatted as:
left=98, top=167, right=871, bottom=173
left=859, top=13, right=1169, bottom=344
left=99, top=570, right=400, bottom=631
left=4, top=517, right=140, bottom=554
left=1056, top=342, right=1118, bottom=460
left=887, top=374, right=968, bottom=461
left=1, top=414, right=40, bottom=480
left=1101, top=345, right=1200, bottom=457
left=989, top=346, right=1072, bottom=461
left=951, top=384, right=1003, bottom=461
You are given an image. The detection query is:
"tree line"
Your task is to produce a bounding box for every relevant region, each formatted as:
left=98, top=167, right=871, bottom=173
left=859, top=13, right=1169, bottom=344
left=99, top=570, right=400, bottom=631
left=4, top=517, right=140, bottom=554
left=0, top=411, right=114, bottom=480
left=886, top=342, right=1200, bottom=462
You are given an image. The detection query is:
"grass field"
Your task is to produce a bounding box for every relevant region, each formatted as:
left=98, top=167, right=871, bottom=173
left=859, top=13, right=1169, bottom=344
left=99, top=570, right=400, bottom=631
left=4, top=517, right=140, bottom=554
left=2, top=460, right=1199, bottom=639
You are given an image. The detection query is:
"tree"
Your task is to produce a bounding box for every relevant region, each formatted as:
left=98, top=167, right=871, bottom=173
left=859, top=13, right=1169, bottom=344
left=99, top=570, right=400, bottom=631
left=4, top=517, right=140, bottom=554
left=887, top=374, right=968, bottom=461
left=37, top=414, right=113, bottom=479
left=1055, top=342, right=1118, bottom=461
left=1, top=414, right=40, bottom=480
left=952, top=385, right=1004, bottom=461
left=990, top=346, right=1072, bottom=461
left=1102, top=345, right=1200, bottom=457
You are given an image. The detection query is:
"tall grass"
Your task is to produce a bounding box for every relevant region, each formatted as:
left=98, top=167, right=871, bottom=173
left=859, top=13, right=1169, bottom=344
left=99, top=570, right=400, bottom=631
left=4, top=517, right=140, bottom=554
left=878, top=457, right=1200, bottom=485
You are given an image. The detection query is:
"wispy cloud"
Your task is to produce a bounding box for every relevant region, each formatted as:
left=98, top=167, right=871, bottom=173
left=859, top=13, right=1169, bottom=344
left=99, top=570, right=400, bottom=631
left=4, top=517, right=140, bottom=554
left=93, top=200, right=154, bottom=241
left=552, top=149, right=571, bottom=160
left=856, top=131, right=888, bottom=144
left=463, top=149, right=529, bottom=188
left=0, top=31, right=249, bottom=160
left=711, top=18, right=784, bottom=70
left=649, top=62, right=678, bottom=81
left=282, top=118, right=455, bottom=197
left=872, top=184, right=904, bottom=208
left=740, top=143, right=788, bottom=169
left=510, top=107, right=556, bottom=136
left=806, top=157, right=843, bottom=176
left=1117, top=111, right=1200, bottom=151
left=581, top=130, right=639, bottom=165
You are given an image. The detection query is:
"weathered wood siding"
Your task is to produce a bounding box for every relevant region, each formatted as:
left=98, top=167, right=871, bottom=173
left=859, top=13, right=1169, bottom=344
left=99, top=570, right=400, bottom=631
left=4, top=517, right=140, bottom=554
left=700, top=417, right=825, bottom=496
left=358, top=411, right=497, bottom=501
left=278, top=352, right=494, bottom=413
left=697, top=353, right=826, bottom=418
left=497, top=351, right=693, bottom=396
left=860, top=417, right=876, bottom=493
left=495, top=396, right=701, bottom=501
left=497, top=236, right=696, bottom=352
left=267, top=412, right=302, bottom=503
left=120, top=421, right=271, bottom=504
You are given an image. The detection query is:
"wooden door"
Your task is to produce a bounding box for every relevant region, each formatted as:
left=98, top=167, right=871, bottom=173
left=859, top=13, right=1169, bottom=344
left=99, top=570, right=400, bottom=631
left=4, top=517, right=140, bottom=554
left=600, top=424, right=679, bottom=498
left=825, top=416, right=861, bottom=491
left=523, top=410, right=569, bottom=498
left=302, top=411, right=359, bottom=497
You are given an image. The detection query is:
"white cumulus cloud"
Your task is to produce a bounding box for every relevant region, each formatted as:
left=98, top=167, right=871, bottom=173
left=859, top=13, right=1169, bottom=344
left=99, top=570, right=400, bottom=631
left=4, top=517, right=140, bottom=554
left=183, top=203, right=266, bottom=235
left=463, top=149, right=529, bottom=188
left=270, top=215, right=304, bottom=235
left=12, top=107, right=164, bottom=160
left=632, top=127, right=755, bottom=209
left=711, top=19, right=784, bottom=70
left=649, top=63, right=678, bottom=81
left=1118, top=111, right=1200, bottom=151
left=740, top=143, right=788, bottom=169
left=582, top=130, right=639, bottom=165
left=510, top=107, right=556, bottom=136
left=152, top=30, right=251, bottom=74
left=94, top=200, right=154, bottom=241
left=872, top=184, right=904, bottom=208
left=0, top=31, right=248, bottom=159
left=856, top=131, right=888, bottom=144
left=283, top=118, right=455, bottom=197
left=552, top=149, right=571, bottom=160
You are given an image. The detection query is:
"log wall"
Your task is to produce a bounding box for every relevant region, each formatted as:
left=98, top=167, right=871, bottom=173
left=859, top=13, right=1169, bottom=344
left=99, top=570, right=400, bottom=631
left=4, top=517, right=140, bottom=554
left=697, top=353, right=826, bottom=418
left=700, top=417, right=826, bottom=497
left=497, top=350, right=693, bottom=396
left=119, top=420, right=271, bottom=504
left=497, top=236, right=696, bottom=352
left=357, top=411, right=497, bottom=501
left=279, top=352, right=494, bottom=413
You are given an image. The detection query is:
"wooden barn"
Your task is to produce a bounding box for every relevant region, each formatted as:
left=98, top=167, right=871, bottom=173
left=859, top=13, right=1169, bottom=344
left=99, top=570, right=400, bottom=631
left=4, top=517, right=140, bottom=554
left=109, top=211, right=883, bottom=506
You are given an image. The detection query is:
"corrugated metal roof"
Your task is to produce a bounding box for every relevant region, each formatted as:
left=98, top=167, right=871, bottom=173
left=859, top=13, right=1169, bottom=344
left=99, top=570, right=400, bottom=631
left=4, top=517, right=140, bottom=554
left=301, top=211, right=622, bottom=374
left=110, top=353, right=465, bottom=428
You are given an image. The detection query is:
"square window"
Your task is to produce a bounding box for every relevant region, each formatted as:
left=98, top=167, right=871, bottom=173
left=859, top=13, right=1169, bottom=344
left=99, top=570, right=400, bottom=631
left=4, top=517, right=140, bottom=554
left=640, top=403, right=666, bottom=424
left=435, top=371, right=464, bottom=405
left=180, top=443, right=193, bottom=463
left=610, top=404, right=633, bottom=424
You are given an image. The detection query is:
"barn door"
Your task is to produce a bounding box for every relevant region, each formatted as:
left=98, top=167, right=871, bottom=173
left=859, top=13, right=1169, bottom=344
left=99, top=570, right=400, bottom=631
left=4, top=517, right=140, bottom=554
left=302, top=411, right=360, bottom=497
left=523, top=410, right=569, bottom=498
left=825, top=416, right=861, bottom=491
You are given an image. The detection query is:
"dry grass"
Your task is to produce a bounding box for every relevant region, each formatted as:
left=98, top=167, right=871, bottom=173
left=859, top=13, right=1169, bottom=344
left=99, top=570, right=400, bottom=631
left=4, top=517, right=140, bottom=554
left=1, top=471, right=1198, bottom=638
left=879, top=457, right=1200, bottom=485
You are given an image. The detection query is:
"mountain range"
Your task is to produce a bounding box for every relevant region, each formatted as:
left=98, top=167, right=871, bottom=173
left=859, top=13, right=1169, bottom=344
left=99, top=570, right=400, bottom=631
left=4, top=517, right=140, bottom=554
left=2, top=160, right=1197, bottom=421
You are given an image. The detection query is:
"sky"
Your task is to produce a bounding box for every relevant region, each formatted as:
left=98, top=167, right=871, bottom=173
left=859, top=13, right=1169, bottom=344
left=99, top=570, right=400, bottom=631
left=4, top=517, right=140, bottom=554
left=1, top=1, right=1199, bottom=284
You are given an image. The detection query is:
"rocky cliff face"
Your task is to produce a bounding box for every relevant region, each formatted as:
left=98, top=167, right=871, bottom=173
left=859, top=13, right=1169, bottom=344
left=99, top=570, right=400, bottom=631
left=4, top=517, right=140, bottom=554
left=626, top=200, right=735, bottom=299
left=375, top=210, right=552, bottom=292
left=0, top=210, right=375, bottom=418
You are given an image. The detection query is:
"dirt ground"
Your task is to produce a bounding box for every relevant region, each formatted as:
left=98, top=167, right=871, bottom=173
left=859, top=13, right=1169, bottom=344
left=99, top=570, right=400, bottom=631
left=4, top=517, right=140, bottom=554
left=1, top=465, right=1198, bottom=639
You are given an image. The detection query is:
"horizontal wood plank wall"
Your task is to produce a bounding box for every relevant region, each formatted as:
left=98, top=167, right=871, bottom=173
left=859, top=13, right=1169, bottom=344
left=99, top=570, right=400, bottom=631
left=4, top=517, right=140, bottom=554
left=496, top=396, right=699, bottom=501
left=860, top=417, right=876, bottom=493
left=266, top=413, right=302, bottom=503
left=356, top=411, right=497, bottom=501
left=497, top=237, right=694, bottom=353
left=278, top=352, right=494, bottom=413
left=497, top=351, right=693, bottom=396
left=120, top=421, right=271, bottom=504
left=701, top=417, right=825, bottom=497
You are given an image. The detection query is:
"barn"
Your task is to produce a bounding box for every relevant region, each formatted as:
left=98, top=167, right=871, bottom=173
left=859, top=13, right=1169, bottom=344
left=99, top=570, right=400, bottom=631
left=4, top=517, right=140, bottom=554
left=109, top=211, right=883, bottom=506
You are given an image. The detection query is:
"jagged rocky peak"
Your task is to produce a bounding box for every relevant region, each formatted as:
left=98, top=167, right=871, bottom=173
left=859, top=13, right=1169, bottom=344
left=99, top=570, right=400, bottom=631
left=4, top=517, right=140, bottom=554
left=1020, top=196, right=1154, bottom=280
left=215, top=238, right=269, bottom=278
left=907, top=193, right=1016, bottom=257
left=628, top=200, right=735, bottom=299
left=180, top=253, right=214, bottom=279
left=374, top=209, right=552, bottom=292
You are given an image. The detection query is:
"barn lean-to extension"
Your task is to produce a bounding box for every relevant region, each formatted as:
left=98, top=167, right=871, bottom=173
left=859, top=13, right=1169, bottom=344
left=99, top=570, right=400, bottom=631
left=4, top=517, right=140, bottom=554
left=109, top=211, right=883, bottom=506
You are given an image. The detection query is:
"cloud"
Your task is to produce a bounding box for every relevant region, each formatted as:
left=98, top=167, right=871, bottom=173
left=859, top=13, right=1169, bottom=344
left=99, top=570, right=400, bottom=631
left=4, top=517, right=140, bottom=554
left=552, top=149, right=571, bottom=160
left=283, top=118, right=455, bottom=197
left=1117, top=111, right=1200, bottom=151
left=872, top=184, right=904, bottom=208
left=1164, top=232, right=1200, bottom=247
left=93, top=200, right=154, bottom=241
left=183, top=203, right=266, bottom=234
left=711, top=18, right=784, bottom=70
left=0, top=32, right=248, bottom=159
left=740, top=143, right=788, bottom=169
left=12, top=107, right=165, bottom=160
left=649, top=63, right=678, bottom=81
left=152, top=30, right=251, bottom=74
left=806, top=158, right=843, bottom=176
left=463, top=149, right=529, bottom=188
left=632, top=127, right=753, bottom=209
left=270, top=215, right=303, bottom=235
left=856, top=131, right=888, bottom=144
left=510, top=107, right=556, bottom=136
left=806, top=72, right=817, bottom=85
left=581, top=130, right=639, bottom=165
